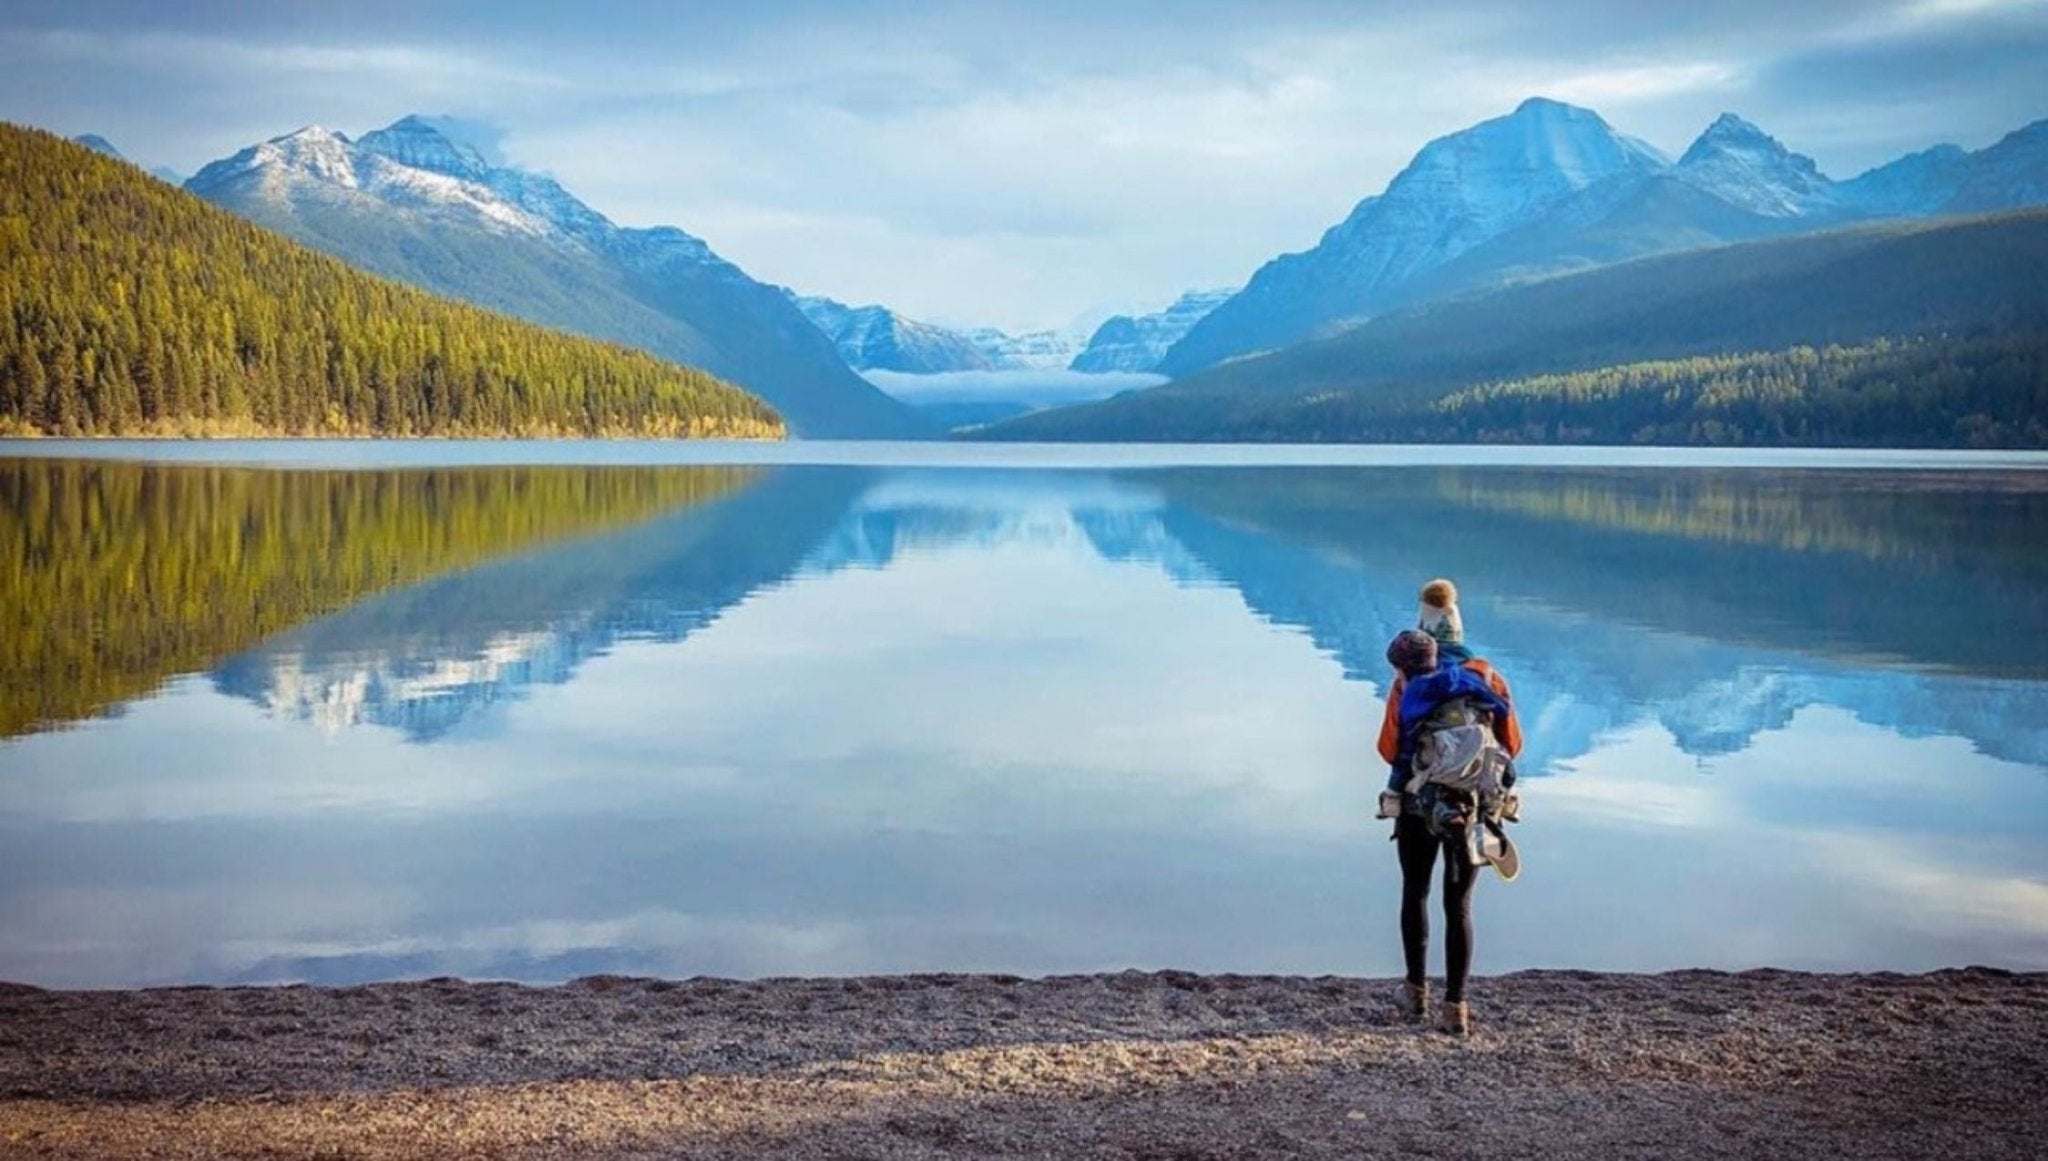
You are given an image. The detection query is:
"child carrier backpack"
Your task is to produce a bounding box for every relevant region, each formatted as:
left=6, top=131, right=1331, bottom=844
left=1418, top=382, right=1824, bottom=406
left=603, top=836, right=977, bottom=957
left=1405, top=696, right=1521, bottom=860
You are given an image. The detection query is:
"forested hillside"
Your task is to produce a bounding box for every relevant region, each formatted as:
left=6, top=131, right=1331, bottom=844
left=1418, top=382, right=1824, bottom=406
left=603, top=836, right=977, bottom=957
left=1252, top=335, right=2048, bottom=446
left=983, top=211, right=2048, bottom=445
left=0, top=125, right=783, bottom=438
left=186, top=117, right=928, bottom=438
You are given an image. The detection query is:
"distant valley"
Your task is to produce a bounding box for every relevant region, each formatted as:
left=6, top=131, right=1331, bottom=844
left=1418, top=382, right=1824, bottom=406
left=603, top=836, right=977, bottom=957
left=984, top=99, right=2048, bottom=446
left=987, top=210, right=2048, bottom=445
left=14, top=94, right=2048, bottom=446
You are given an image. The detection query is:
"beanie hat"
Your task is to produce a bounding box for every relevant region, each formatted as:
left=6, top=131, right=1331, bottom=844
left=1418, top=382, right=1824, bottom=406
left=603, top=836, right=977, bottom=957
left=1418, top=577, right=1463, bottom=646
left=1386, top=629, right=1439, bottom=677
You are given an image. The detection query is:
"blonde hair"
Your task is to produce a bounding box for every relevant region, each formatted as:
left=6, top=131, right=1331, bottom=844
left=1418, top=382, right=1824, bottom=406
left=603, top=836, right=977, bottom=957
left=1420, top=577, right=1458, bottom=610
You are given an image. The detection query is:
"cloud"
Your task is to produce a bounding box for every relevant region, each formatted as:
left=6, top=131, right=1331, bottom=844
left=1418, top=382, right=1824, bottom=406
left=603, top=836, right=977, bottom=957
left=1, top=2, right=2043, bottom=328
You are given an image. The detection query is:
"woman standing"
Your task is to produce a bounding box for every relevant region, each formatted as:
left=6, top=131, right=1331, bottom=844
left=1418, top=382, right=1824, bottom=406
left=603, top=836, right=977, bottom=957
left=1376, top=579, right=1522, bottom=1035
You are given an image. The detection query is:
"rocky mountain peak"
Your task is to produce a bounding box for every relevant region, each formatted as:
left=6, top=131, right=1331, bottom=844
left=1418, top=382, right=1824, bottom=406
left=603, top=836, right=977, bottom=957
left=192, top=125, right=359, bottom=190
left=1682, top=113, right=1777, bottom=159
left=1674, top=113, right=1837, bottom=217
left=358, top=115, right=491, bottom=182
left=1393, top=98, right=1665, bottom=197
left=1070, top=287, right=1239, bottom=373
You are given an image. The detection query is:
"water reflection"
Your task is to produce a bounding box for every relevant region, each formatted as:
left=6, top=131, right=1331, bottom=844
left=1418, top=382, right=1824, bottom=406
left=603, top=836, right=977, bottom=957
left=1, top=458, right=2045, bottom=986
left=210, top=468, right=866, bottom=740
left=0, top=459, right=757, bottom=738
left=1149, top=468, right=2048, bottom=768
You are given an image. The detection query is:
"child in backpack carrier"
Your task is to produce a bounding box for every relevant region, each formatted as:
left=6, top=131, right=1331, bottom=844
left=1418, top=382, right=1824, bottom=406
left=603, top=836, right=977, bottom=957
left=1377, top=628, right=1521, bottom=863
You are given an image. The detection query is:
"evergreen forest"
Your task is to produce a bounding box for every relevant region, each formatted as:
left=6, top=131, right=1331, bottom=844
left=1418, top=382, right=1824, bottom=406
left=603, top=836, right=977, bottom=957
left=0, top=124, right=783, bottom=438
left=1294, top=334, right=2048, bottom=446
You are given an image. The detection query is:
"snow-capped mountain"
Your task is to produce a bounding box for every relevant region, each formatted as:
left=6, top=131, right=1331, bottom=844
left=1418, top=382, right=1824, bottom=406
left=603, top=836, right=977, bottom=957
left=1069, top=287, right=1238, bottom=373
left=356, top=119, right=626, bottom=248
left=189, top=126, right=557, bottom=239
left=785, top=287, right=1114, bottom=375
left=186, top=116, right=926, bottom=438
left=1160, top=98, right=1669, bottom=376
left=356, top=115, right=493, bottom=182
left=964, top=325, right=1091, bottom=371
left=1672, top=114, right=1844, bottom=219
left=1160, top=100, right=2048, bottom=379
left=788, top=294, right=998, bottom=373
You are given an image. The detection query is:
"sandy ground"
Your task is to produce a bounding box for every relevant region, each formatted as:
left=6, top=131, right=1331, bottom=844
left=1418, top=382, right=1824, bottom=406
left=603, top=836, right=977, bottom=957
left=2, top=967, right=2044, bottom=1159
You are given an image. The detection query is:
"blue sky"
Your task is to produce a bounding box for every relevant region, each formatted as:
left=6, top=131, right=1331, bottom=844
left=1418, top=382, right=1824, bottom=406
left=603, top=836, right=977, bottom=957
left=3, top=1, right=2044, bottom=330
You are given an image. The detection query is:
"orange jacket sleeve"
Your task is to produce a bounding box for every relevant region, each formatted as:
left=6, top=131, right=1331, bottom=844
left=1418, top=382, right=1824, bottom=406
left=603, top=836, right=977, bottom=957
left=1379, top=660, right=1522, bottom=766
left=1377, top=675, right=1405, bottom=765
left=1480, top=663, right=1524, bottom=757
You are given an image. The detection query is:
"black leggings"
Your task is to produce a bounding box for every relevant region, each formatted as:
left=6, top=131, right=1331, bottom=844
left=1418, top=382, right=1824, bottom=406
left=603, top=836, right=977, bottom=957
left=1396, top=814, right=1478, bottom=1002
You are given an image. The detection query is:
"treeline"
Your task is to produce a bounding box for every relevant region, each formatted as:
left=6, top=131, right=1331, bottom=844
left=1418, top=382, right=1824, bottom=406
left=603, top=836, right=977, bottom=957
left=1425, top=335, right=2048, bottom=447
left=0, top=124, right=782, bottom=438
left=982, top=209, right=2048, bottom=444
left=0, top=460, right=757, bottom=738
left=1235, top=333, right=2048, bottom=446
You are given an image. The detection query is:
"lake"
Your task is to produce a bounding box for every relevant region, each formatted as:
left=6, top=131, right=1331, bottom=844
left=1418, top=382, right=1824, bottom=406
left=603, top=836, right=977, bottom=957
left=3, top=441, right=2047, bottom=988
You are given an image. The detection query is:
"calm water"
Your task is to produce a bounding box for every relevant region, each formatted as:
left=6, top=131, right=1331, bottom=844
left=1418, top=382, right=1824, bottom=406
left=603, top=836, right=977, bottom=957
left=4, top=442, right=2048, bottom=988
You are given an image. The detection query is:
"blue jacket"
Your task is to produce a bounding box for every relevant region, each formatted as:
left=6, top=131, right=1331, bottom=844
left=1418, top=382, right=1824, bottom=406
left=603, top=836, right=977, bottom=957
left=1389, top=663, right=1512, bottom=789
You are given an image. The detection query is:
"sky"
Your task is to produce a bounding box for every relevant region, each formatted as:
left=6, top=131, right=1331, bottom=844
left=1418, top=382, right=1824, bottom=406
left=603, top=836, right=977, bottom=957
left=3, top=1, right=2045, bottom=332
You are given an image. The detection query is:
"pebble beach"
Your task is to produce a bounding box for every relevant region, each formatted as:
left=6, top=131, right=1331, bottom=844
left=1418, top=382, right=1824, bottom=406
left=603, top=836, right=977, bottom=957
left=3, top=966, right=2044, bottom=1159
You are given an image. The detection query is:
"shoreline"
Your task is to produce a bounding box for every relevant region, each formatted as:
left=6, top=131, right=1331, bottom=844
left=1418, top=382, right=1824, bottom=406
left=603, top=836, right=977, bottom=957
left=4, top=966, right=2044, bottom=1158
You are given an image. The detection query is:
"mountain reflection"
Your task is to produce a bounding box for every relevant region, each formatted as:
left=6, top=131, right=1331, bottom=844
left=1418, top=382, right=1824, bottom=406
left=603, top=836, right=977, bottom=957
left=0, top=459, right=756, bottom=739
left=212, top=468, right=867, bottom=740
left=1147, top=467, right=2048, bottom=768
left=190, top=462, right=2048, bottom=771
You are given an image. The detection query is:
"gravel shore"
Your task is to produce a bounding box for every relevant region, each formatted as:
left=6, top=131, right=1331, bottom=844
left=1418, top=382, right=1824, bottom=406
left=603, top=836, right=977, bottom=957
left=3, top=967, right=2044, bottom=1159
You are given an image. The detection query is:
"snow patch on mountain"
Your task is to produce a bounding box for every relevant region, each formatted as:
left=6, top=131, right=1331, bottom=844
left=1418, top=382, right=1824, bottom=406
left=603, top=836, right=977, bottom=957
left=187, top=125, right=556, bottom=239
left=791, top=294, right=997, bottom=373
left=1070, top=287, right=1238, bottom=373
left=965, top=325, right=1091, bottom=371
left=1318, top=97, right=1670, bottom=287
left=476, top=167, right=621, bottom=247
left=1159, top=98, right=1669, bottom=376
left=196, top=117, right=735, bottom=272
left=357, top=115, right=492, bottom=182
left=1674, top=113, right=1842, bottom=218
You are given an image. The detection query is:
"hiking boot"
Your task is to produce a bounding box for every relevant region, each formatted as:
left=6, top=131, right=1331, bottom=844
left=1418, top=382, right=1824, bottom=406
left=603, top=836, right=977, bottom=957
left=1439, top=1000, right=1470, bottom=1037
left=1401, top=980, right=1430, bottom=1022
